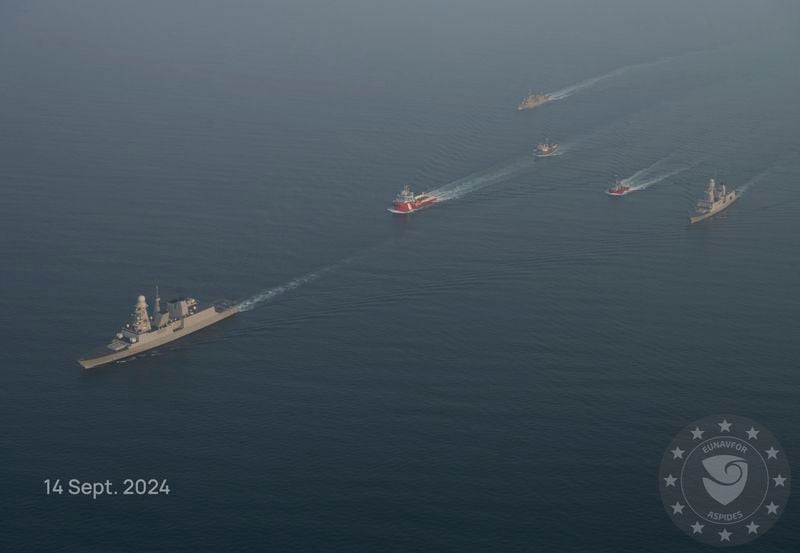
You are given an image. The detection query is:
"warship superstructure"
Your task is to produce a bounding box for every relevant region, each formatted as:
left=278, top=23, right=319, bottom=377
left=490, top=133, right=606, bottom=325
left=388, top=184, right=438, bottom=214
left=689, top=178, right=738, bottom=224
left=78, top=289, right=239, bottom=369
left=517, top=92, right=551, bottom=111
left=535, top=139, right=559, bottom=157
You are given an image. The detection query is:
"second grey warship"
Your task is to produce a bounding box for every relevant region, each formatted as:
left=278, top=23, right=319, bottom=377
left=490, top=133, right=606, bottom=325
left=78, top=289, right=239, bottom=369
left=517, top=91, right=551, bottom=111
left=690, top=178, right=739, bottom=224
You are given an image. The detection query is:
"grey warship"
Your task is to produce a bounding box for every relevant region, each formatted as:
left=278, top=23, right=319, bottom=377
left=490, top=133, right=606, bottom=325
left=78, top=289, right=239, bottom=369
left=689, top=178, right=739, bottom=224
left=517, top=91, right=551, bottom=111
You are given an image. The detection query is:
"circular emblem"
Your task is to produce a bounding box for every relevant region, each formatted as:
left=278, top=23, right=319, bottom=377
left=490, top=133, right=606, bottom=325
left=659, top=414, right=790, bottom=546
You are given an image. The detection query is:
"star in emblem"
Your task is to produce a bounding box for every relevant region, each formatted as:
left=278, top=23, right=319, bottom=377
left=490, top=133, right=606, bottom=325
left=765, top=446, right=779, bottom=459
left=718, top=528, right=732, bottom=542
left=690, top=427, right=704, bottom=439
left=671, top=446, right=685, bottom=459
left=746, top=426, right=760, bottom=440
left=718, top=419, right=732, bottom=432
left=663, top=474, right=677, bottom=487
left=690, top=521, right=704, bottom=534
left=745, top=521, right=760, bottom=534
left=765, top=501, right=779, bottom=515
left=773, top=474, right=787, bottom=487
left=671, top=501, right=685, bottom=515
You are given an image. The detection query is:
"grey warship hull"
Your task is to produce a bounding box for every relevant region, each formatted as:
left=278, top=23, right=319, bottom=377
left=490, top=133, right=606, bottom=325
left=517, top=93, right=552, bottom=111
left=517, top=99, right=550, bottom=111
left=78, top=301, right=239, bottom=369
left=689, top=193, right=739, bottom=224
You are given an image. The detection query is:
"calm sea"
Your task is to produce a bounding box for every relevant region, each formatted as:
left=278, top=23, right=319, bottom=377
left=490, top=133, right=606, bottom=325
left=1, top=1, right=798, bottom=551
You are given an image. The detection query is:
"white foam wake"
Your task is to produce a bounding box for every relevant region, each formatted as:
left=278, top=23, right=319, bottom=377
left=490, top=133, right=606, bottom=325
left=429, top=157, right=536, bottom=202
left=239, top=265, right=336, bottom=311
left=547, top=56, right=673, bottom=101
left=621, top=152, right=708, bottom=191
left=624, top=166, right=689, bottom=191
left=737, top=167, right=775, bottom=194
left=548, top=68, right=629, bottom=101
left=237, top=243, right=388, bottom=312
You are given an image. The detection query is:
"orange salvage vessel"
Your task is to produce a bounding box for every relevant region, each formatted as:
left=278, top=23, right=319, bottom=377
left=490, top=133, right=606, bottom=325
left=388, top=184, right=438, bottom=214
left=606, top=179, right=633, bottom=197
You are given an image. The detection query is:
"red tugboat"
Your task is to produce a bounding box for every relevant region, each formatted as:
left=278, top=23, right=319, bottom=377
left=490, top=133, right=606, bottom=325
left=388, top=184, right=438, bottom=214
left=606, top=179, right=634, bottom=197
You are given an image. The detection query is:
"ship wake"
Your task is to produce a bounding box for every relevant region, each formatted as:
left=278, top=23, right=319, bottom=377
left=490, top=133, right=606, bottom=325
left=622, top=153, right=707, bottom=191
left=737, top=167, right=775, bottom=194
left=548, top=68, right=629, bottom=101
left=430, top=157, right=536, bottom=202
left=547, top=56, right=673, bottom=102
left=624, top=166, right=689, bottom=191
left=239, top=268, right=333, bottom=311
left=238, top=243, right=386, bottom=312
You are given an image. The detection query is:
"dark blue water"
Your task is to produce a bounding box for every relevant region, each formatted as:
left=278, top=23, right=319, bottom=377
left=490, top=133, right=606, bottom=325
left=2, top=1, right=799, bottom=551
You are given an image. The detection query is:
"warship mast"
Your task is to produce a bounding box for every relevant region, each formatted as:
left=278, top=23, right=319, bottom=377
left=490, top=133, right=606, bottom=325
left=131, top=295, right=152, bottom=334
left=153, top=285, right=160, bottom=316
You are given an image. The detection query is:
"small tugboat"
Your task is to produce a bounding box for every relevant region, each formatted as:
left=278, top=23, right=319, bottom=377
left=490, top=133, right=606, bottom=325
left=606, top=179, right=633, bottom=197
left=388, top=184, right=437, bottom=214
left=517, top=91, right=551, bottom=111
left=689, top=178, right=738, bottom=224
left=534, top=139, right=559, bottom=157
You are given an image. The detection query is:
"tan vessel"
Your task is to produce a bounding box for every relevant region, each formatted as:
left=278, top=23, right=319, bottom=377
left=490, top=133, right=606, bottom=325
left=534, top=139, right=559, bottom=157
left=690, top=178, right=739, bottom=224
left=78, top=289, right=239, bottom=369
left=517, top=91, right=551, bottom=111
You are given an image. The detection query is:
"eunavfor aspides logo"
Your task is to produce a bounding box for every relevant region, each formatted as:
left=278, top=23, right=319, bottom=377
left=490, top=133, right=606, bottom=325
left=659, top=415, right=790, bottom=546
